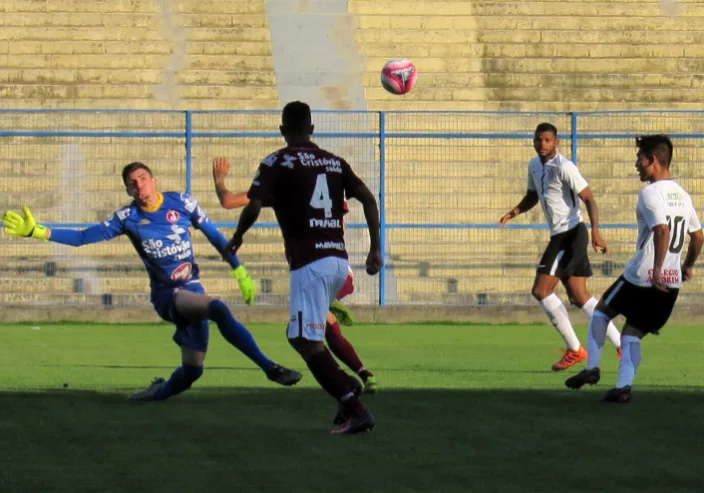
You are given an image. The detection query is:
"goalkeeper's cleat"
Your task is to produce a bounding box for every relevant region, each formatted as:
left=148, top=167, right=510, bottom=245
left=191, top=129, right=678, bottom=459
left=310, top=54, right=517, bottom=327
left=330, top=299, right=354, bottom=326
left=2, top=206, right=48, bottom=240
left=330, top=409, right=375, bottom=435
left=363, top=374, right=379, bottom=394
left=230, top=265, right=256, bottom=305
left=266, top=364, right=303, bottom=386
left=128, top=377, right=165, bottom=401
left=565, top=367, right=601, bottom=390
left=552, top=346, right=588, bottom=371
left=617, top=346, right=623, bottom=360
left=602, top=385, right=632, bottom=403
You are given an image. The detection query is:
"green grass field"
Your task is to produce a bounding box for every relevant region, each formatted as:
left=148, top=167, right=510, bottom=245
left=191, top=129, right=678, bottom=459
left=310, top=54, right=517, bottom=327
left=2, top=321, right=703, bottom=493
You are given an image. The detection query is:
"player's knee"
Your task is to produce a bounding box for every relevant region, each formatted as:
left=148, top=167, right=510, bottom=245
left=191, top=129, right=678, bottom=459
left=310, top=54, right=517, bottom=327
left=288, top=337, right=325, bottom=360
left=183, top=365, right=204, bottom=385
left=207, top=298, right=229, bottom=322
left=531, top=286, right=551, bottom=301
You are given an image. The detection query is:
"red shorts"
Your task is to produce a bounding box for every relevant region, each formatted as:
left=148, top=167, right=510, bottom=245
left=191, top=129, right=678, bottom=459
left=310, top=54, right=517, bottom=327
left=336, top=269, right=355, bottom=300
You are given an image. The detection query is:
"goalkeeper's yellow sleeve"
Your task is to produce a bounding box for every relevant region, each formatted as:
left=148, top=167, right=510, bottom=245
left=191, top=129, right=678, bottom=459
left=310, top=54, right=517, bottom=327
left=1, top=206, right=48, bottom=241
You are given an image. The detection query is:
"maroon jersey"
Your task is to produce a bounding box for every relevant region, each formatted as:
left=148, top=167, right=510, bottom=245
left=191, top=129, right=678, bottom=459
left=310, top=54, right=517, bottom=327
left=247, top=142, right=365, bottom=270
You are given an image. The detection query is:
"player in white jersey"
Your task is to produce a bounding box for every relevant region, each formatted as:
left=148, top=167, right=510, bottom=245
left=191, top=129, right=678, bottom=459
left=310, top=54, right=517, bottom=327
left=566, top=135, right=703, bottom=402
left=500, top=123, right=621, bottom=371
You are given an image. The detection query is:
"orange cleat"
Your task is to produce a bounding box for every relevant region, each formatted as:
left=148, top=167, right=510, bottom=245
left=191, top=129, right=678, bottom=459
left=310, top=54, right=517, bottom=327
left=552, top=346, right=588, bottom=371
left=617, top=346, right=623, bottom=360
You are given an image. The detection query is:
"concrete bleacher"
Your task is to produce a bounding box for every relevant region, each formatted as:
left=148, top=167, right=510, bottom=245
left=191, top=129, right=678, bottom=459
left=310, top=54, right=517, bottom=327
left=0, top=0, right=278, bottom=110
left=3, top=0, right=704, bottom=307
left=350, top=0, right=704, bottom=111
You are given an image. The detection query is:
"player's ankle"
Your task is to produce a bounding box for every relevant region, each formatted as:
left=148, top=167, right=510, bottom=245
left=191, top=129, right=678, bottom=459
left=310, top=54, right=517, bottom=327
left=340, top=392, right=366, bottom=417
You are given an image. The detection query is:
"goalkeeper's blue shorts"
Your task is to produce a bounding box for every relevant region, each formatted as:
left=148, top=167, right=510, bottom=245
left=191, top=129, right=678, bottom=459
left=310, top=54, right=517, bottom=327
left=152, top=282, right=210, bottom=353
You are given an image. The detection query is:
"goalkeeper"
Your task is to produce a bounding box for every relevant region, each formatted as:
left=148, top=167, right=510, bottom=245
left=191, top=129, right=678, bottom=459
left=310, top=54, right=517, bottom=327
left=2, top=162, right=302, bottom=400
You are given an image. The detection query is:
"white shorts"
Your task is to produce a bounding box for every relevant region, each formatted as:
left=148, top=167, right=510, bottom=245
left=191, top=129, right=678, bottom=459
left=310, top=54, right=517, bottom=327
left=288, top=256, right=349, bottom=341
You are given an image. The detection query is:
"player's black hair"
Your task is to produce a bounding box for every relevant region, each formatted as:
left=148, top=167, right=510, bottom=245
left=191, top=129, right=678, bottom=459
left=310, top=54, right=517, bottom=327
left=281, top=101, right=313, bottom=136
left=122, top=162, right=153, bottom=185
left=534, top=122, right=558, bottom=137
left=636, top=134, right=673, bottom=168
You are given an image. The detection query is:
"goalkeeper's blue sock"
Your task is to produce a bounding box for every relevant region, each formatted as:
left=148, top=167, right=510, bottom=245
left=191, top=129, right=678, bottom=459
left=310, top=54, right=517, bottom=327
left=207, top=299, right=275, bottom=372
left=154, top=365, right=203, bottom=401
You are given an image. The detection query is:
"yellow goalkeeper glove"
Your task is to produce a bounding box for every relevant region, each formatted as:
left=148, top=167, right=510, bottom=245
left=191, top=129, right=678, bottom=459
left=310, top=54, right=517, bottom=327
left=230, top=265, right=256, bottom=305
left=2, top=206, right=49, bottom=241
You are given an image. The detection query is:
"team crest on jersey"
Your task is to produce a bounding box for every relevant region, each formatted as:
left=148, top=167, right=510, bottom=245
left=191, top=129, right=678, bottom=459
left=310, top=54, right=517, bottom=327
left=116, top=207, right=130, bottom=221
left=166, top=210, right=180, bottom=223
left=171, top=262, right=192, bottom=281
left=261, top=151, right=279, bottom=167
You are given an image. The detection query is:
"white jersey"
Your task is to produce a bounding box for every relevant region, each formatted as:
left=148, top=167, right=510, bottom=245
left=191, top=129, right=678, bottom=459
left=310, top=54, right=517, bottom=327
left=527, top=152, right=588, bottom=236
left=624, top=180, right=701, bottom=288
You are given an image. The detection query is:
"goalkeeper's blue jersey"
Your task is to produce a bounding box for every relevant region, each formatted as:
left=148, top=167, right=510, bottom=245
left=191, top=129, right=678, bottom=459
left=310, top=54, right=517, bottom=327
left=96, top=192, right=236, bottom=291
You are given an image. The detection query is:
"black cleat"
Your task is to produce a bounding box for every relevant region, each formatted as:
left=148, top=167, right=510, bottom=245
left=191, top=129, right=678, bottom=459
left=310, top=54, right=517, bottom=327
left=330, top=409, right=375, bottom=435
left=565, top=367, right=601, bottom=390
left=266, top=365, right=303, bottom=386
left=602, top=386, right=633, bottom=403
left=332, top=403, right=347, bottom=425
left=128, top=377, right=165, bottom=401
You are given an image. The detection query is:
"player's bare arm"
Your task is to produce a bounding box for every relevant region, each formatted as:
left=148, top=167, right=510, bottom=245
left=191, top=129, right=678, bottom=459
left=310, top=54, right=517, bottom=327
left=348, top=183, right=382, bottom=275
left=225, top=198, right=263, bottom=256
left=651, top=223, right=670, bottom=292
left=682, top=228, right=704, bottom=281
left=212, top=157, right=250, bottom=210
left=499, top=190, right=539, bottom=227
left=577, top=186, right=607, bottom=254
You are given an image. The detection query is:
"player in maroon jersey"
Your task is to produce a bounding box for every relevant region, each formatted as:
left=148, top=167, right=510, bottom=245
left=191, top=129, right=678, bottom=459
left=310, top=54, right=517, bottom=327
left=225, top=101, right=382, bottom=434
left=212, top=159, right=379, bottom=397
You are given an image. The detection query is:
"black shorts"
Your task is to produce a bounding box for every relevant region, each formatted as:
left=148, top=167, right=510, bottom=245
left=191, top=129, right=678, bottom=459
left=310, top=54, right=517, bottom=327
left=601, top=275, right=679, bottom=334
left=537, top=223, right=592, bottom=278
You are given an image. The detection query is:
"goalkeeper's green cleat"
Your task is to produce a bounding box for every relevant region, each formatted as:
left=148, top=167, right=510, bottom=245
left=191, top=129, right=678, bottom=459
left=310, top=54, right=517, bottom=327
left=330, top=299, right=354, bottom=326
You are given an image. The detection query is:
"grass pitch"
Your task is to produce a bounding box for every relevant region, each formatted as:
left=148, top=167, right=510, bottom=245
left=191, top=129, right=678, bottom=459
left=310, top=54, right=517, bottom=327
left=1, top=321, right=703, bottom=493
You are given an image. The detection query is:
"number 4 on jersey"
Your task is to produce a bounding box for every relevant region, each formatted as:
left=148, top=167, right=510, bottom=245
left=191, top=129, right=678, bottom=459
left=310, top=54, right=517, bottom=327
left=310, top=174, right=333, bottom=218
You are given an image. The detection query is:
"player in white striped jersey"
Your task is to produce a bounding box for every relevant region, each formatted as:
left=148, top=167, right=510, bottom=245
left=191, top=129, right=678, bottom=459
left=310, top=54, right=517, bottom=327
left=566, top=135, right=703, bottom=402
left=500, top=123, right=621, bottom=371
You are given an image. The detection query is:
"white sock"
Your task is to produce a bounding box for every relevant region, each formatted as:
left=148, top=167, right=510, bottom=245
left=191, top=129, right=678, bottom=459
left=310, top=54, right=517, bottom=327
left=586, top=310, right=610, bottom=369
left=540, top=293, right=580, bottom=351
left=581, top=297, right=621, bottom=348
left=616, top=335, right=641, bottom=388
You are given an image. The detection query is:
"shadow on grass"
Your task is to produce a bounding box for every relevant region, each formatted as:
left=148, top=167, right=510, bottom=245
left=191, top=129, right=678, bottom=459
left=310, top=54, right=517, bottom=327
left=39, top=363, right=554, bottom=375
left=1, top=387, right=703, bottom=493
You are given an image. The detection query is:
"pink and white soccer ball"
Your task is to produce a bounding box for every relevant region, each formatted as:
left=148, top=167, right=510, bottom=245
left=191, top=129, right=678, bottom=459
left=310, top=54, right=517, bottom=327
left=380, top=59, right=417, bottom=95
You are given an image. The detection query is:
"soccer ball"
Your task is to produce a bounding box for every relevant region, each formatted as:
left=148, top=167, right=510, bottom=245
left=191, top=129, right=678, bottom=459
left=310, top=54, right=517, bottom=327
left=380, top=59, right=417, bottom=95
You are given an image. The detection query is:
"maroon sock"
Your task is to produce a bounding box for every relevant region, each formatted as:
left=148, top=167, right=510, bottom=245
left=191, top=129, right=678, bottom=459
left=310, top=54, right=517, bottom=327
left=325, top=321, right=368, bottom=375
left=306, top=348, right=366, bottom=416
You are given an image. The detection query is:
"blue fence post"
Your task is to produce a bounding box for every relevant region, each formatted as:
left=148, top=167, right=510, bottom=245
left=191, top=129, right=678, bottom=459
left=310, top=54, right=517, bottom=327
left=571, top=112, right=578, bottom=165
left=185, top=110, right=193, bottom=194
left=379, top=111, right=387, bottom=306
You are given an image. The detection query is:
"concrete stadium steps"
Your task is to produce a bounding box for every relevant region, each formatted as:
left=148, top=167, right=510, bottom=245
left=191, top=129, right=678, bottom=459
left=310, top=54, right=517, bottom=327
left=393, top=275, right=704, bottom=305
left=0, top=0, right=278, bottom=109
left=350, top=0, right=704, bottom=111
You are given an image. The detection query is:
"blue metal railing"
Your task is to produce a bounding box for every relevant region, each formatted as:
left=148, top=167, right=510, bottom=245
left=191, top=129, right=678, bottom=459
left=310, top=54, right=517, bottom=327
left=3, top=109, right=703, bottom=305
